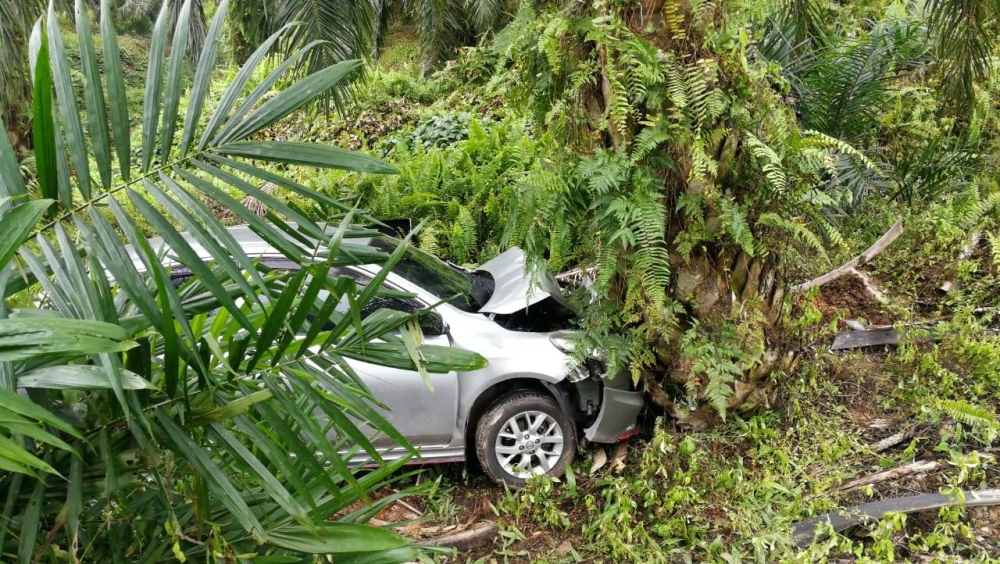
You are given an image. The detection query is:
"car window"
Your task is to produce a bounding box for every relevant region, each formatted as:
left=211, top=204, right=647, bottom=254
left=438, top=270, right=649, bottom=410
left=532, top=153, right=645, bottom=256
left=367, top=236, right=478, bottom=312
left=259, top=259, right=445, bottom=336
left=170, top=269, right=194, bottom=289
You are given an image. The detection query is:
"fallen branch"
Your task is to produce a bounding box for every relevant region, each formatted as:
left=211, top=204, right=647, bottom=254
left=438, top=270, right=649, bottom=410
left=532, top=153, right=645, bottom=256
left=792, top=488, right=1000, bottom=547
left=792, top=220, right=903, bottom=293
left=417, top=521, right=499, bottom=552
left=836, top=460, right=940, bottom=493
left=869, top=426, right=921, bottom=454
left=850, top=268, right=887, bottom=303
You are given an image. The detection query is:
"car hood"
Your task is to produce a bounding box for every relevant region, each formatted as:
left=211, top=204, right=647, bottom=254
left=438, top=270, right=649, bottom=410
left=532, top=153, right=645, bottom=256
left=474, top=248, right=569, bottom=315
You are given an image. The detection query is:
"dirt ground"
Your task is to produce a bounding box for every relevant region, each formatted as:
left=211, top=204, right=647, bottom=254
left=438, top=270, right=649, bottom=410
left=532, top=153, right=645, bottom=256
left=814, top=273, right=894, bottom=327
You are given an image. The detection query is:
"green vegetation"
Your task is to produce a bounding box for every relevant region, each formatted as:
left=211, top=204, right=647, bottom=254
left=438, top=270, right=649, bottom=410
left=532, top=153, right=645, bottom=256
left=0, top=1, right=483, bottom=562
left=4, top=0, right=1000, bottom=561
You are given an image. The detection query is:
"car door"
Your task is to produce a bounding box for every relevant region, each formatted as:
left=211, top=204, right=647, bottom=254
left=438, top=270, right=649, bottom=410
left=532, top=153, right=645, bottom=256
left=334, top=269, right=460, bottom=449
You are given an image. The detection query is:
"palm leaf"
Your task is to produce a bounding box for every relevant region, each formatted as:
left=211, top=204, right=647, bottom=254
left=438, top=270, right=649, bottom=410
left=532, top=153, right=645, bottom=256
left=0, top=2, right=485, bottom=561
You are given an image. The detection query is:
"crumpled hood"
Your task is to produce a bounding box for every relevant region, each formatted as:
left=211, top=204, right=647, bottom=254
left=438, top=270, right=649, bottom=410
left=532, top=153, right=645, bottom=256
left=474, top=247, right=568, bottom=315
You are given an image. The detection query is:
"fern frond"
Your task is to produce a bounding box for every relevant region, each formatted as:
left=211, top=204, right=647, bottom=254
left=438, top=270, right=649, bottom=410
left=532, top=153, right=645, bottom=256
left=758, top=212, right=828, bottom=259
left=744, top=132, right=788, bottom=192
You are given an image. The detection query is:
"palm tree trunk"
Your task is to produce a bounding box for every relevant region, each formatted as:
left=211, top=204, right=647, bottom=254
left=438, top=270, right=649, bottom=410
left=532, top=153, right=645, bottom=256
left=583, top=0, right=801, bottom=427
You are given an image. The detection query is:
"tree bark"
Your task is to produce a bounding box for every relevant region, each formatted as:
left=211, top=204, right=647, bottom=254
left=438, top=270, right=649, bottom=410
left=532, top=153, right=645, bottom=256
left=581, top=0, right=804, bottom=426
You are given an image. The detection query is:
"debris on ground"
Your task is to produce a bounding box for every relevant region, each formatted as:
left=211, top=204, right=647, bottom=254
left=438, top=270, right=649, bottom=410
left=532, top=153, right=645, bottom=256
left=792, top=489, right=1000, bottom=548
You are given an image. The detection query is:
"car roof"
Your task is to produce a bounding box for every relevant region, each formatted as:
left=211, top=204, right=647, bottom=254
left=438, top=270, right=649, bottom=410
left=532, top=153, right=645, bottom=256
left=132, top=224, right=384, bottom=267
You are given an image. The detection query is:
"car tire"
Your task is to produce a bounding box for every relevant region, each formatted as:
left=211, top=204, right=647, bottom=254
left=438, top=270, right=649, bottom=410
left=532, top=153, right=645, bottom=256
left=475, top=391, right=576, bottom=486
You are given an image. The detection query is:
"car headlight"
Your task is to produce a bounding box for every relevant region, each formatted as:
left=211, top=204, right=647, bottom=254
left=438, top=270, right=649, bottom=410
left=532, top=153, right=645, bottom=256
left=549, top=330, right=581, bottom=354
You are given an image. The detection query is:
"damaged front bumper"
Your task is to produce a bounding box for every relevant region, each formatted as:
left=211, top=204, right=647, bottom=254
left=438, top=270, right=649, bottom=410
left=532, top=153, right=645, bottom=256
left=583, top=385, right=644, bottom=443
left=550, top=331, right=644, bottom=443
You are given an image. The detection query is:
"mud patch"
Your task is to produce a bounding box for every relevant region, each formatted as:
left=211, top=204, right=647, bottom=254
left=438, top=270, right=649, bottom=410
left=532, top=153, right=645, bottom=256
left=815, top=274, right=893, bottom=327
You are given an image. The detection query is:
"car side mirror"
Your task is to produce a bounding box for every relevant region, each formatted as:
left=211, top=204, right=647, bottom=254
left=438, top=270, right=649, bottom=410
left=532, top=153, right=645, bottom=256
left=419, top=312, right=448, bottom=337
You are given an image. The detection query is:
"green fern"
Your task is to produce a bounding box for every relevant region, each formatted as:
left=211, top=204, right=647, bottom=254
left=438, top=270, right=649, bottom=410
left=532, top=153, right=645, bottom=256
left=720, top=198, right=756, bottom=256
left=744, top=132, right=788, bottom=192
left=939, top=399, right=997, bottom=429
left=758, top=212, right=829, bottom=259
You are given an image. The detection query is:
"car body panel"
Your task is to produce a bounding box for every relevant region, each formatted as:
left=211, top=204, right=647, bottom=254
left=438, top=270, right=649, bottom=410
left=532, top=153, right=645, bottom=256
left=475, top=248, right=568, bottom=314
left=584, top=388, right=644, bottom=443
left=348, top=333, right=459, bottom=448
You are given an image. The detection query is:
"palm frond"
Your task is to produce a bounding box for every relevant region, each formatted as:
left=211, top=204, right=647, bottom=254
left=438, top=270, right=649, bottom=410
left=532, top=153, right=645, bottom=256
left=277, top=0, right=379, bottom=104
left=926, top=0, right=1000, bottom=112
left=417, top=0, right=473, bottom=72
left=0, top=1, right=484, bottom=561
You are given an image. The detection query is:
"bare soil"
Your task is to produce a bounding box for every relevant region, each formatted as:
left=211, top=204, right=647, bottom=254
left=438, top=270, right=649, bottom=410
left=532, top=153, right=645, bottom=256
left=814, top=273, right=894, bottom=326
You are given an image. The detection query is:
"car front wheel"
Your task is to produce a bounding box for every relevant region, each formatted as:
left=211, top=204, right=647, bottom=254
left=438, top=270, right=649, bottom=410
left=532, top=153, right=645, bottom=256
left=475, top=391, right=576, bottom=486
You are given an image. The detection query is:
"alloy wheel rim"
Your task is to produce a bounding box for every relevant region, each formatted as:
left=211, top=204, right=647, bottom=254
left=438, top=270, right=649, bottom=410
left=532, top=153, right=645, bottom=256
left=494, top=410, right=564, bottom=478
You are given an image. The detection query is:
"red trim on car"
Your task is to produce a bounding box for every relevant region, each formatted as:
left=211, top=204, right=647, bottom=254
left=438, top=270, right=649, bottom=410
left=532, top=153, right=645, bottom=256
left=618, top=429, right=640, bottom=441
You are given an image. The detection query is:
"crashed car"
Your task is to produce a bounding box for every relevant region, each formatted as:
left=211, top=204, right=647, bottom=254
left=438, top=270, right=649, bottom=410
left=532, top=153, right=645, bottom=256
left=143, top=225, right=644, bottom=485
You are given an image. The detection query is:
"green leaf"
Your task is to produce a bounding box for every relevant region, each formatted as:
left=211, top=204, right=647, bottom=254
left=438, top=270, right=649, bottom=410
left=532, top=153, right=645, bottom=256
left=159, top=171, right=271, bottom=296
left=0, top=388, right=82, bottom=438
left=66, top=445, right=83, bottom=559
left=198, top=23, right=297, bottom=150
left=48, top=3, right=91, bottom=199
left=126, top=185, right=254, bottom=331
left=181, top=0, right=230, bottom=156
left=207, top=423, right=313, bottom=528
left=100, top=0, right=131, bottom=181
left=0, top=434, right=59, bottom=477
left=248, top=269, right=305, bottom=372
left=0, top=116, right=26, bottom=199
left=217, top=60, right=361, bottom=144
left=0, top=200, right=53, bottom=270
left=0, top=410, right=78, bottom=455
left=336, top=547, right=423, bottom=564
left=76, top=0, right=111, bottom=189
left=157, top=413, right=266, bottom=541
left=185, top=159, right=326, bottom=240
left=265, top=524, right=409, bottom=554
left=399, top=322, right=433, bottom=391
left=178, top=164, right=308, bottom=262
left=215, top=141, right=398, bottom=174
left=339, top=342, right=487, bottom=373
left=0, top=318, right=136, bottom=361
left=18, top=365, right=156, bottom=390
left=160, top=0, right=192, bottom=164
left=31, top=24, right=58, bottom=204
left=215, top=40, right=324, bottom=143
left=141, top=1, right=171, bottom=173
left=17, top=472, right=45, bottom=564
left=147, top=175, right=262, bottom=308
left=204, top=154, right=355, bottom=213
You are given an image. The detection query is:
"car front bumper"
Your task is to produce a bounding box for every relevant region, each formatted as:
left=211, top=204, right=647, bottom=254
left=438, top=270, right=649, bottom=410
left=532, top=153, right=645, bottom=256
left=583, top=387, right=644, bottom=443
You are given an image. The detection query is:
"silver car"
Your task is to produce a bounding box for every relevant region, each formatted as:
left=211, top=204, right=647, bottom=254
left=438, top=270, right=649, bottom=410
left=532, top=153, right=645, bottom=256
left=144, top=226, right=645, bottom=485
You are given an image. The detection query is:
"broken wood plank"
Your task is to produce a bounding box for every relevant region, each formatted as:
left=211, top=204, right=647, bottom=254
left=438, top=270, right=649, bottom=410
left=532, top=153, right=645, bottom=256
left=792, top=488, right=1000, bottom=547
left=830, top=326, right=935, bottom=350
left=792, top=220, right=903, bottom=293
left=831, top=328, right=902, bottom=350
left=836, top=460, right=940, bottom=493
left=417, top=521, right=499, bottom=552
left=859, top=220, right=905, bottom=264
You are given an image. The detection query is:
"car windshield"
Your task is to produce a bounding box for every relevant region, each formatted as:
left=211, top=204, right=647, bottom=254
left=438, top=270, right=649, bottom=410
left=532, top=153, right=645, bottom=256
left=368, top=236, right=479, bottom=311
